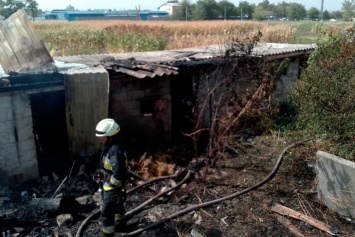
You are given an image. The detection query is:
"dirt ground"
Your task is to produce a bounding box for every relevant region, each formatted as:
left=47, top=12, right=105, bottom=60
left=123, top=134, right=355, bottom=237
left=1, top=135, right=355, bottom=237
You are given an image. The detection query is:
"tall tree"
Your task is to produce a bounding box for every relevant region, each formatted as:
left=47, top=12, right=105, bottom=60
left=341, top=0, right=355, bottom=20
left=172, top=0, right=194, bottom=20
left=253, top=5, right=268, bottom=21
left=237, top=1, right=255, bottom=19
left=292, top=27, right=355, bottom=159
left=65, top=4, right=75, bottom=11
left=275, top=1, right=288, bottom=18
left=322, top=10, right=330, bottom=20
left=25, top=0, right=38, bottom=20
left=258, top=0, right=270, bottom=10
left=217, top=0, right=238, bottom=20
left=193, top=0, right=218, bottom=20
left=0, top=0, right=26, bottom=18
left=286, top=3, right=306, bottom=20
left=308, top=7, right=320, bottom=20
left=329, top=10, right=343, bottom=19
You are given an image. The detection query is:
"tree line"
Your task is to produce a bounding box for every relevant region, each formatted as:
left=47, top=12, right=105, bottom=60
left=172, top=0, right=354, bottom=21
left=0, top=0, right=354, bottom=21
left=0, top=0, right=40, bottom=19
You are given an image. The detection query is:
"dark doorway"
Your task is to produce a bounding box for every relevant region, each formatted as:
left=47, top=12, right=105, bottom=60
left=171, top=75, right=195, bottom=139
left=30, top=90, right=71, bottom=178
left=171, top=74, right=195, bottom=166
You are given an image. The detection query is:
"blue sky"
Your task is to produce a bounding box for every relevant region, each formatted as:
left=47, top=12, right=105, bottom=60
left=36, top=0, right=342, bottom=12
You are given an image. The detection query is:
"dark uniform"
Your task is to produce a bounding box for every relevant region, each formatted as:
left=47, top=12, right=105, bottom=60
left=100, top=138, right=128, bottom=237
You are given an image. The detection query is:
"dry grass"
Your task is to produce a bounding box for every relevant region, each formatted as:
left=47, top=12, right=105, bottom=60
left=33, top=20, right=353, bottom=56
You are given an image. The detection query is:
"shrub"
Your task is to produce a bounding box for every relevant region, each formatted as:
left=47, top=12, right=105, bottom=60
left=291, top=27, right=355, bottom=159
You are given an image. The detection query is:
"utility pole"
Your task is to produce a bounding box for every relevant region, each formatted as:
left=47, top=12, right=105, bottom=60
left=185, top=6, right=188, bottom=21
left=224, top=6, right=227, bottom=20
left=241, top=6, right=243, bottom=20
left=135, top=5, right=141, bottom=21
left=320, top=0, right=324, bottom=22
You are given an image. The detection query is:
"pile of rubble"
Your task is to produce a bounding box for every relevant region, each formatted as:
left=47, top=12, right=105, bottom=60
left=0, top=153, right=197, bottom=237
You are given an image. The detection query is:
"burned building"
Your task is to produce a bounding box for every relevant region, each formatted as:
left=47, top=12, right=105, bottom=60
left=0, top=10, right=315, bottom=182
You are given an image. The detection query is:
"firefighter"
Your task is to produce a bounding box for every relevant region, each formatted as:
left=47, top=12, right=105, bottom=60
left=95, top=118, right=128, bottom=237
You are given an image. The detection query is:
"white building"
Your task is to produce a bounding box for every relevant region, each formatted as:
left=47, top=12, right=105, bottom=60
left=158, top=2, right=181, bottom=16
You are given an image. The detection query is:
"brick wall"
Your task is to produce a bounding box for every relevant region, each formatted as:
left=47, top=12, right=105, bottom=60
left=109, top=78, right=171, bottom=147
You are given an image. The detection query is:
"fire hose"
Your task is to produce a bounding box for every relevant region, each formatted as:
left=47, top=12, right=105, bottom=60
left=75, top=170, right=187, bottom=237
left=75, top=138, right=311, bottom=237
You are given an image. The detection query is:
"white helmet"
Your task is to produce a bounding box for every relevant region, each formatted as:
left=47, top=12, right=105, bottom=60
left=95, top=118, right=120, bottom=137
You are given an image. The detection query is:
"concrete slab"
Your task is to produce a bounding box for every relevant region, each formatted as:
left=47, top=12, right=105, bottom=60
left=316, top=150, right=355, bottom=219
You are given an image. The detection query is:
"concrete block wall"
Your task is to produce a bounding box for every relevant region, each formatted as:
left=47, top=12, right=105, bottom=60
left=0, top=92, right=37, bottom=181
left=0, top=86, right=63, bottom=182
left=316, top=151, right=355, bottom=219
left=110, top=78, right=171, bottom=145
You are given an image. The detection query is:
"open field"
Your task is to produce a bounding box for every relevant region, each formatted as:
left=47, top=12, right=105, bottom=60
left=34, top=20, right=354, bottom=56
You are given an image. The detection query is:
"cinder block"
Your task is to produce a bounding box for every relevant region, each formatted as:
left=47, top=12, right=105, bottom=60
left=6, top=157, right=21, bottom=172
left=14, top=107, right=32, bottom=119
left=0, top=144, right=17, bottom=157
left=16, top=116, right=33, bottom=127
left=316, top=151, right=355, bottom=219
left=17, top=126, right=34, bottom=141
left=127, top=90, right=145, bottom=101
left=18, top=140, right=36, bottom=153
left=12, top=93, right=30, bottom=108
left=0, top=108, right=13, bottom=122
left=16, top=117, right=34, bottom=141
left=0, top=132, right=16, bottom=145
left=0, top=120, right=14, bottom=134
left=110, top=91, right=128, bottom=102
left=20, top=151, right=37, bottom=163
left=0, top=95, right=11, bottom=109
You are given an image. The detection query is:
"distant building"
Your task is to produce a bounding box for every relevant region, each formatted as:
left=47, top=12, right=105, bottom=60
left=158, top=1, right=181, bottom=16
left=43, top=9, right=168, bottom=21
left=65, top=11, right=106, bottom=21
left=139, top=11, right=170, bottom=20
left=44, top=9, right=66, bottom=20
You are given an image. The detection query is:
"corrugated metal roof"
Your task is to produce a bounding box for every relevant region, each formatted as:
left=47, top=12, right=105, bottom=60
left=252, top=43, right=316, bottom=58
left=66, top=11, right=105, bottom=14
left=55, top=43, right=315, bottom=65
left=60, top=65, right=108, bottom=75
left=53, top=43, right=315, bottom=79
left=1, top=43, right=315, bottom=80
